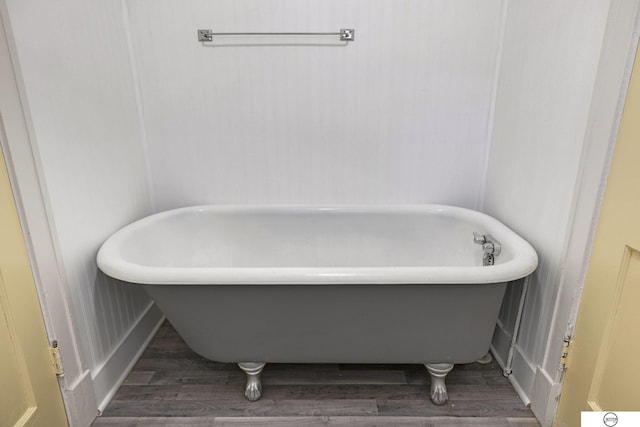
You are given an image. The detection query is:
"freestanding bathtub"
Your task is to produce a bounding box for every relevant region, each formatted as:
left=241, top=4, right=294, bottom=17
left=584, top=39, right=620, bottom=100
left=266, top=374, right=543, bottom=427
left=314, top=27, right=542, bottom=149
left=97, top=205, right=537, bottom=404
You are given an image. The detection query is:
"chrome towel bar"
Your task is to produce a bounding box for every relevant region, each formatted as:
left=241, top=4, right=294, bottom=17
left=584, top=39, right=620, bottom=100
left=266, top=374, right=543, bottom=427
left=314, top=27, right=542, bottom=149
left=197, top=28, right=355, bottom=42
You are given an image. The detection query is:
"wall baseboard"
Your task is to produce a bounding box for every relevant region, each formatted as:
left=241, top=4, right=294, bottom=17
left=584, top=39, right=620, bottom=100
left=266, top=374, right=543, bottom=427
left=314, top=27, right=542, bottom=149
left=496, top=344, right=562, bottom=427
left=507, top=371, right=532, bottom=408
left=491, top=342, right=536, bottom=408
left=531, top=367, right=563, bottom=427
left=510, top=344, right=537, bottom=398
left=61, top=369, right=98, bottom=427
left=90, top=302, right=164, bottom=412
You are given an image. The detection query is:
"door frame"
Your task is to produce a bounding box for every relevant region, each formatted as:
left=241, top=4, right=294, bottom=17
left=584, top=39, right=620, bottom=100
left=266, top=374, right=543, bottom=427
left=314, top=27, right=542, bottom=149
left=0, top=135, right=68, bottom=427
left=0, top=3, right=98, bottom=426
left=553, top=35, right=640, bottom=426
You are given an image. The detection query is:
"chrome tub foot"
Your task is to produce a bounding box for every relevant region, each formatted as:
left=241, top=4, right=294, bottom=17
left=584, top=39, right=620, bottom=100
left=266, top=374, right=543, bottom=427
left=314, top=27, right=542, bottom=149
left=238, top=362, right=266, bottom=401
left=425, top=363, right=454, bottom=405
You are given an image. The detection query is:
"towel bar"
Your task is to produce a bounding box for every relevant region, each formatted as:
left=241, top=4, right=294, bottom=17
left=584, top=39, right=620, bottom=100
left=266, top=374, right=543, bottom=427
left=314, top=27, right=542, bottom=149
left=197, top=28, right=355, bottom=42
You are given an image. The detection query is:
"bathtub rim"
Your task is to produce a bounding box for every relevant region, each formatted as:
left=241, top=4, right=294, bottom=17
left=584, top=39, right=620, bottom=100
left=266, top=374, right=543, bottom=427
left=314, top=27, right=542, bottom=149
left=96, top=204, right=538, bottom=285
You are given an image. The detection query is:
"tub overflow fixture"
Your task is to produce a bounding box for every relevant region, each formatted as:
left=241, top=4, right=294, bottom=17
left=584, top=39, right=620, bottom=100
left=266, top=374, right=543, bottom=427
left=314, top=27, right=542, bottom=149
left=473, top=232, right=501, bottom=266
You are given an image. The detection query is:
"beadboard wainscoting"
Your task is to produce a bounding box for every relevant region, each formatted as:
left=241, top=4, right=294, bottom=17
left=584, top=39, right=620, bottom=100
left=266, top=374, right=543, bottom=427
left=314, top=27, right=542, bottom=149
left=2, top=0, right=162, bottom=416
left=125, top=0, right=504, bottom=210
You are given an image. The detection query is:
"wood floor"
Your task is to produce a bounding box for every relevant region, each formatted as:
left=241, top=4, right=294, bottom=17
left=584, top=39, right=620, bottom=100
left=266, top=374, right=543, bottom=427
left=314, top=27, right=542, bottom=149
left=93, top=321, right=539, bottom=427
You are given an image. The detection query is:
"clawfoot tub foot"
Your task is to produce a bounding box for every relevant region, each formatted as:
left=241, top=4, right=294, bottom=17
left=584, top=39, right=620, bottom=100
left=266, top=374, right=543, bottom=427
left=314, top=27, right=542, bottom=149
left=425, top=363, right=454, bottom=405
left=238, top=362, right=266, bottom=401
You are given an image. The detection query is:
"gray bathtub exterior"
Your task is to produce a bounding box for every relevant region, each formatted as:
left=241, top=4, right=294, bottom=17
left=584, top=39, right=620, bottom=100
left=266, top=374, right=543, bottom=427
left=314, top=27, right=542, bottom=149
left=143, top=282, right=507, bottom=365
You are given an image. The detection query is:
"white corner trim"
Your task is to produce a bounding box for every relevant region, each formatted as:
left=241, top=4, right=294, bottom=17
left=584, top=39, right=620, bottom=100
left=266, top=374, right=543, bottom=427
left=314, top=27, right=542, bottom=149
left=61, top=369, right=99, bottom=427
left=531, top=367, right=563, bottom=427
left=91, top=302, right=164, bottom=412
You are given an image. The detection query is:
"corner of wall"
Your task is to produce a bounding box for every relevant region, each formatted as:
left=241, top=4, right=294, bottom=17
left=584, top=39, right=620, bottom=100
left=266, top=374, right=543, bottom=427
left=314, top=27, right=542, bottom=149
left=120, top=0, right=156, bottom=214
left=478, top=0, right=509, bottom=212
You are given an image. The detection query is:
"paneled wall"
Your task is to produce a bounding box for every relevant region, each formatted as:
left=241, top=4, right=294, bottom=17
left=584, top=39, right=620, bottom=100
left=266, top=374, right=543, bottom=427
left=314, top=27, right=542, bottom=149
left=126, top=0, right=504, bottom=210
left=484, top=0, right=614, bottom=420
left=5, top=0, right=162, bottom=410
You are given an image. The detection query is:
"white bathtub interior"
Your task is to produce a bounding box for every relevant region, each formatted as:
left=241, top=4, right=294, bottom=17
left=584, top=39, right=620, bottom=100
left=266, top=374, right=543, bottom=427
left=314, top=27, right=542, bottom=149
left=98, top=205, right=537, bottom=286
left=117, top=207, right=500, bottom=268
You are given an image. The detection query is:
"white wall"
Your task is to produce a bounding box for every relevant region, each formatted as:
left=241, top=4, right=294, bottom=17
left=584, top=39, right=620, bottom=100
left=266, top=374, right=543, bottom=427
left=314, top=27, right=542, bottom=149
left=127, top=0, right=504, bottom=210
left=483, top=0, right=638, bottom=424
left=4, top=0, right=163, bottom=413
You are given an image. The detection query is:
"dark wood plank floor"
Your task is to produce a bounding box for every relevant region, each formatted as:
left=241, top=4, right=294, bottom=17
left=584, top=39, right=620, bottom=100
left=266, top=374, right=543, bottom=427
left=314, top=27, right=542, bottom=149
left=93, top=321, right=539, bottom=427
